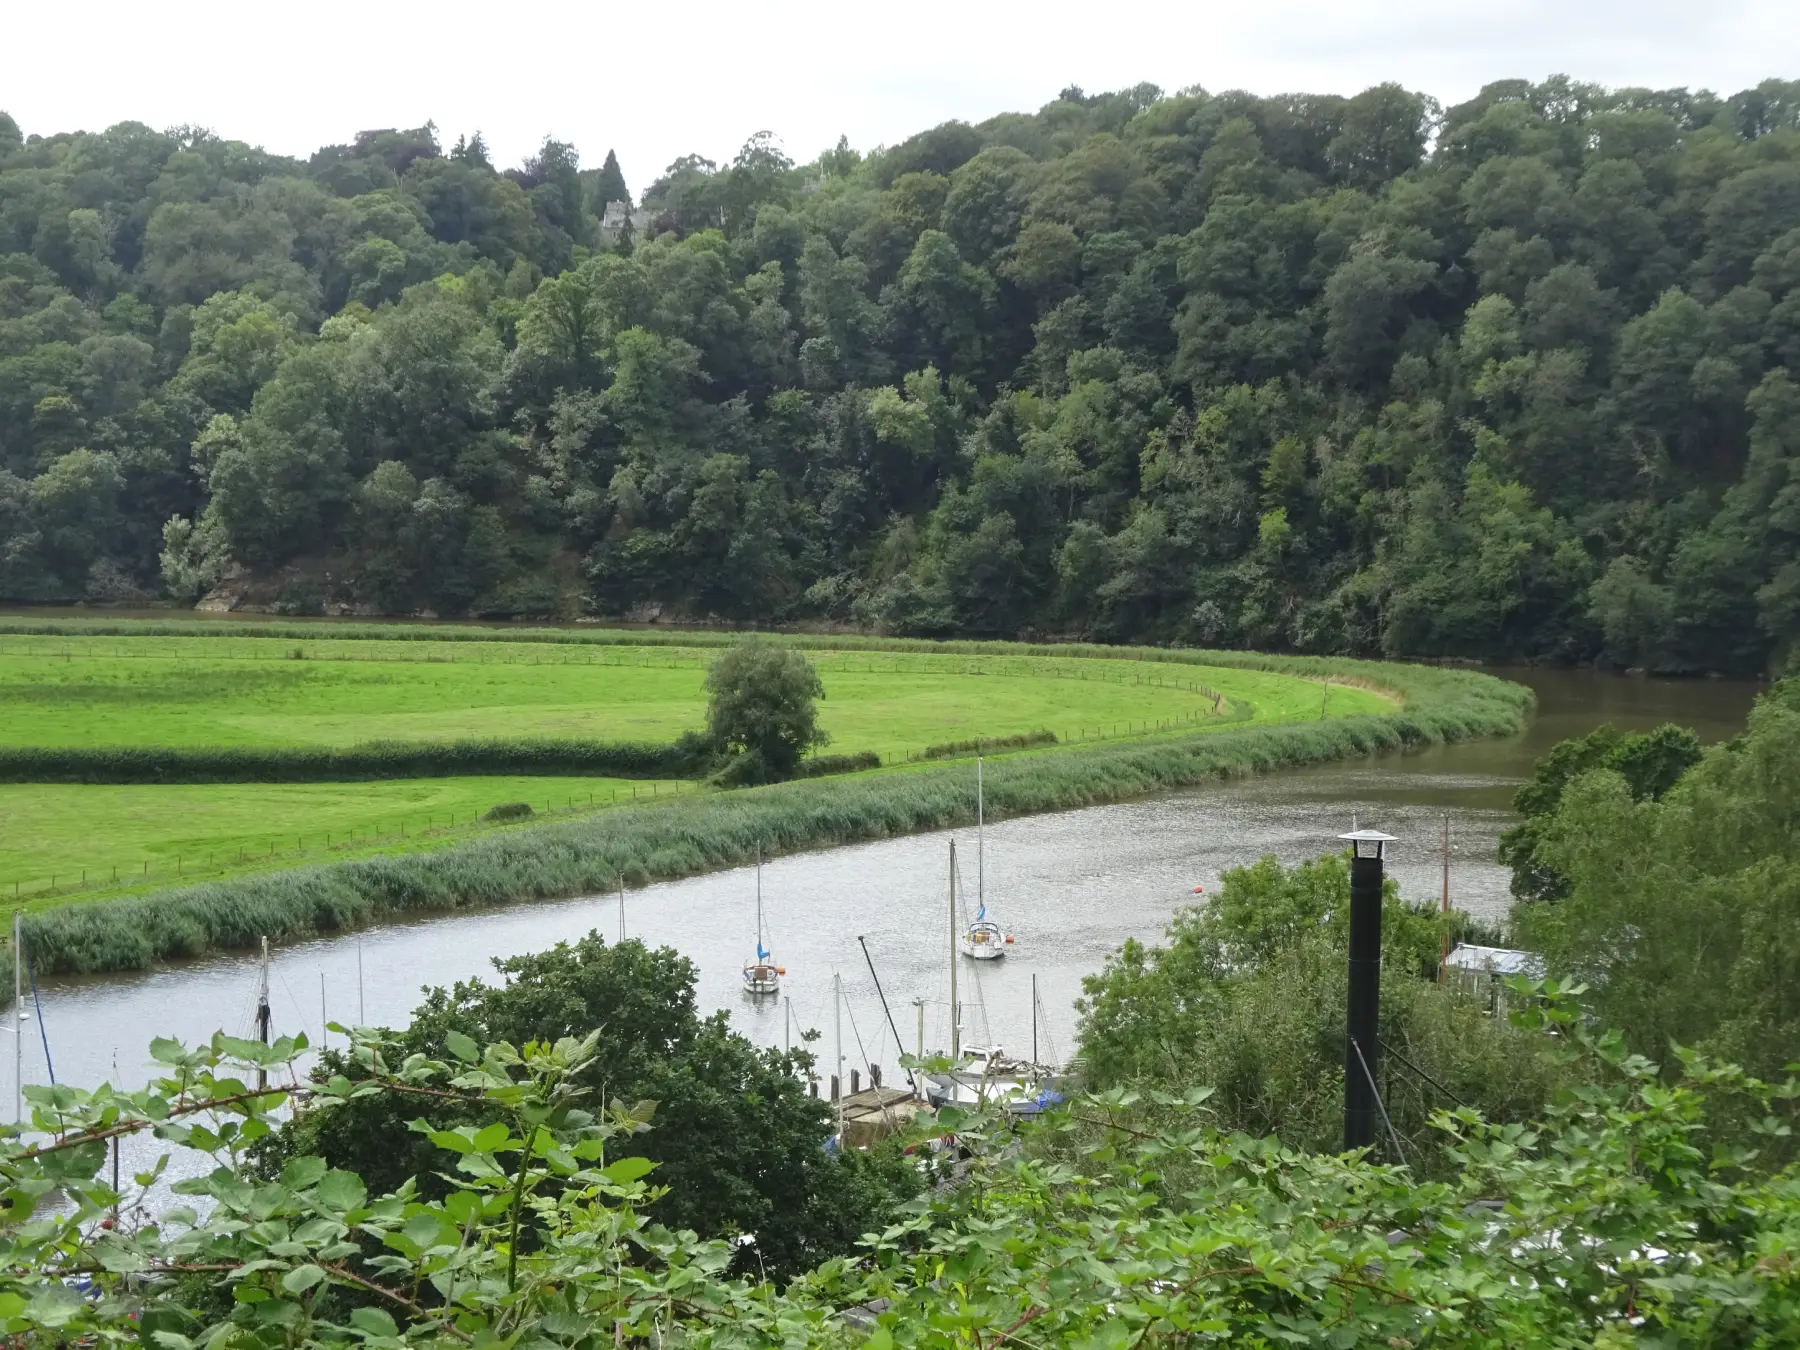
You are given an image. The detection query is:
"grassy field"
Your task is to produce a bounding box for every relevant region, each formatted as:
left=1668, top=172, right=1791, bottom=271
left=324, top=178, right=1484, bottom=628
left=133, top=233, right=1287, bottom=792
left=0, top=775, right=687, bottom=902
left=0, top=623, right=1413, bottom=921
left=0, top=635, right=1384, bottom=757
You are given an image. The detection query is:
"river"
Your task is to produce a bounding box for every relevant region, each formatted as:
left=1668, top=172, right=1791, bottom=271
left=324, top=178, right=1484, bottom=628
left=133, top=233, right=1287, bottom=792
left=11, top=667, right=1760, bottom=1124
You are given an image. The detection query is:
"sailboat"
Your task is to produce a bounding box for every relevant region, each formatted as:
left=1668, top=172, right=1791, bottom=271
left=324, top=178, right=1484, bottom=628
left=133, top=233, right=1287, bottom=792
left=741, top=845, right=783, bottom=996
left=925, top=838, right=1058, bottom=1111
left=959, top=756, right=1012, bottom=960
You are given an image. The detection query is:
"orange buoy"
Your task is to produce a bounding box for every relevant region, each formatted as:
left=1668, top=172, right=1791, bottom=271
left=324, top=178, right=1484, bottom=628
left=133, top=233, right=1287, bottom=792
left=1192, top=885, right=1205, bottom=893
left=1004, top=934, right=1014, bottom=943
left=776, top=966, right=787, bottom=975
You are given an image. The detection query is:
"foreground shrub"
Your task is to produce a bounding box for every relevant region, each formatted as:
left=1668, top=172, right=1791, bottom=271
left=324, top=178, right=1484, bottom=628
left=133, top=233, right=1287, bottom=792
left=6, top=984, right=1797, bottom=1347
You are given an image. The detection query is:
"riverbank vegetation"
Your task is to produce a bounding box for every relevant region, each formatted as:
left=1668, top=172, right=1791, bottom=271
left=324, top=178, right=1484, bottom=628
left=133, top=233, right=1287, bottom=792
left=1076, top=852, right=1561, bottom=1172
left=16, top=647, right=1529, bottom=972
left=4, top=78, right=1800, bottom=673
left=1514, top=674, right=1800, bottom=1083
left=1073, top=675, right=1800, bottom=1174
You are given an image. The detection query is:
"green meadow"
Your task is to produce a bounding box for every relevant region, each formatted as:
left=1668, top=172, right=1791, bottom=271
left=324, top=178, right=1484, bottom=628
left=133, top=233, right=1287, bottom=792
left=0, top=775, right=673, bottom=904
left=0, top=633, right=1385, bottom=756
left=0, top=626, right=1395, bottom=908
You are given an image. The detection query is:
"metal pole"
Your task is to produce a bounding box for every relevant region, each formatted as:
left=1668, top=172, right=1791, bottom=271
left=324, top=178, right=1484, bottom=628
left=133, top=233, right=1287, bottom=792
left=833, top=972, right=843, bottom=1102
left=948, top=839, right=960, bottom=1062
left=12, top=912, right=21, bottom=1127
left=319, top=972, right=327, bottom=1050
left=255, top=936, right=272, bottom=1093
left=110, top=1048, right=120, bottom=1212
left=976, top=757, right=984, bottom=914
left=913, top=997, right=926, bottom=1067
left=357, top=940, right=365, bottom=1024
left=1031, top=972, right=1038, bottom=1065
left=1439, top=815, right=1450, bottom=984
left=1345, top=845, right=1384, bottom=1152
left=618, top=876, right=626, bottom=942
left=783, top=995, right=791, bottom=1057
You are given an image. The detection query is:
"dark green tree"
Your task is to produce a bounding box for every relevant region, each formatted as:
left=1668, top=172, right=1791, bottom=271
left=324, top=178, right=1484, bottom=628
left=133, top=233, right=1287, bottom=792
left=703, top=637, right=828, bottom=783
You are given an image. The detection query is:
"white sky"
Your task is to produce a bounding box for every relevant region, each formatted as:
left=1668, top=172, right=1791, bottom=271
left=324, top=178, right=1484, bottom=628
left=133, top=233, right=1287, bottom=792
left=5, top=0, right=1794, bottom=192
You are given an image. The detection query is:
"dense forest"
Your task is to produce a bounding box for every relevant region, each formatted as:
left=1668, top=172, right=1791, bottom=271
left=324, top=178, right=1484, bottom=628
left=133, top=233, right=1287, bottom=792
left=2, top=76, right=1799, bottom=672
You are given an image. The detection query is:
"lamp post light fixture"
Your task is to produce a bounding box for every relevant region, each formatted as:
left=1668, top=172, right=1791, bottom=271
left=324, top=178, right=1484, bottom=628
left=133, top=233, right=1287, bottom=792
left=1338, top=827, right=1396, bottom=1153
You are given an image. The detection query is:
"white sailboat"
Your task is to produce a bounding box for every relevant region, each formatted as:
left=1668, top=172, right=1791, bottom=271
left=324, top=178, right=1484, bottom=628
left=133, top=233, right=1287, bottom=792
left=960, top=756, right=1012, bottom=960
left=742, top=845, right=782, bottom=996
left=926, top=838, right=1059, bottom=1111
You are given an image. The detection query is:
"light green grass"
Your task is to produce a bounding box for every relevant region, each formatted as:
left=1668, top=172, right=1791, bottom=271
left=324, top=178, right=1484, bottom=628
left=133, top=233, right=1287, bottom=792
left=0, top=628, right=1399, bottom=923
left=0, top=635, right=1388, bottom=761
left=0, top=775, right=676, bottom=905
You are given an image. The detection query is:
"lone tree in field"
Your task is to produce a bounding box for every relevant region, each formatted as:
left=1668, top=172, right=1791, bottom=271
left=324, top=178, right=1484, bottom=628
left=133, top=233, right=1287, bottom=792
left=704, top=639, right=828, bottom=783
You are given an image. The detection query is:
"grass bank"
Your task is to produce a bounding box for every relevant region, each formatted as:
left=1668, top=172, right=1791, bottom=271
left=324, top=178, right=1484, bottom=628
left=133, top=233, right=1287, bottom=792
left=18, top=654, right=1532, bottom=974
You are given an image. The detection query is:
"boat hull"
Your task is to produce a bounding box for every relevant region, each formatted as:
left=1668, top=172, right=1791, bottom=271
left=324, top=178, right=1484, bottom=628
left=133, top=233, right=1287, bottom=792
left=742, top=962, right=780, bottom=996
left=958, top=941, right=1005, bottom=960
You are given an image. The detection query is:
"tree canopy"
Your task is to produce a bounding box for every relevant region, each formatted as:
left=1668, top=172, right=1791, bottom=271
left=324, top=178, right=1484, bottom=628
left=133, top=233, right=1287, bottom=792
left=4, top=79, right=1800, bottom=671
left=703, top=637, right=828, bottom=782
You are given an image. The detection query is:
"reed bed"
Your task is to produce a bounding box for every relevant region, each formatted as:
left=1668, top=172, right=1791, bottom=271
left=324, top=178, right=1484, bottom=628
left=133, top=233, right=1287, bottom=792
left=20, top=658, right=1531, bottom=975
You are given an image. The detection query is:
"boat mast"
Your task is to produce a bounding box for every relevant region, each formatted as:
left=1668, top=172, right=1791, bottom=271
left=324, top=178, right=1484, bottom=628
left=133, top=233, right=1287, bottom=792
left=12, top=912, right=21, bottom=1126
left=948, top=838, right=960, bottom=1061
left=858, top=935, right=914, bottom=1086
left=254, top=935, right=272, bottom=1092
left=833, top=972, right=844, bottom=1101
left=976, top=757, right=984, bottom=916
left=1438, top=814, right=1450, bottom=984
left=618, top=875, right=626, bottom=943
left=756, top=844, right=764, bottom=960
left=1031, top=972, right=1038, bottom=1065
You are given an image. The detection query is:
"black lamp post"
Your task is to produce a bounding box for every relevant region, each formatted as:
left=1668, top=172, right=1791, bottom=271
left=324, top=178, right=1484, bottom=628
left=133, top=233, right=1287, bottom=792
left=1339, top=827, right=1395, bottom=1152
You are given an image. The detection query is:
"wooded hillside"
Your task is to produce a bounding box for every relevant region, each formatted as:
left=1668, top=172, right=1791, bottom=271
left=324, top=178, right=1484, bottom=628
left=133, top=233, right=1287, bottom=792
left=2, top=77, right=1798, bottom=672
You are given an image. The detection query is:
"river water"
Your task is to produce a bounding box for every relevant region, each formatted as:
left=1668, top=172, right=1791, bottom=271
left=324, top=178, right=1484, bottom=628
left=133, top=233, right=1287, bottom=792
left=12, top=667, right=1760, bottom=1125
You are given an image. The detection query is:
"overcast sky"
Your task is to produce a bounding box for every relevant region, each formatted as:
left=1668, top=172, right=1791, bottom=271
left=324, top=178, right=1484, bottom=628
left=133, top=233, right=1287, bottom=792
left=6, top=0, right=1795, bottom=192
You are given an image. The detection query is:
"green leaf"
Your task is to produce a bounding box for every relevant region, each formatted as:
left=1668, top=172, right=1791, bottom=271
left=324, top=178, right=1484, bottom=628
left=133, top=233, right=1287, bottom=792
left=348, top=1306, right=399, bottom=1337
left=280, top=1264, right=327, bottom=1295
left=281, top=1156, right=327, bottom=1190
left=315, top=1169, right=367, bottom=1212
left=602, top=1156, right=657, bottom=1185
left=471, top=1121, right=510, bottom=1153
left=445, top=1029, right=479, bottom=1062
left=403, top=1213, right=448, bottom=1250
